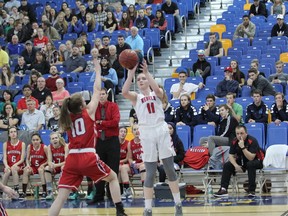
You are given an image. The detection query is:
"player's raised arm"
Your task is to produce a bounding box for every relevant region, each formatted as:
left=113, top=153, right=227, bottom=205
left=122, top=64, right=138, bottom=105
left=87, top=59, right=102, bottom=119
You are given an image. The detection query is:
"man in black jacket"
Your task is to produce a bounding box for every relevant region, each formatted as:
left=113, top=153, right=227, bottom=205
left=18, top=0, right=36, bottom=23
left=192, top=49, right=211, bottom=83
left=21, top=40, right=37, bottom=67
left=271, top=14, right=288, bottom=37
left=249, top=0, right=267, bottom=18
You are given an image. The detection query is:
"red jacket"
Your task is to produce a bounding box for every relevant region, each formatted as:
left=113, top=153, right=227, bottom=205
left=95, top=101, right=120, bottom=138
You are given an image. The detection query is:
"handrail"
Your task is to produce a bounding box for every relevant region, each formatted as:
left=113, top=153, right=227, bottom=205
left=181, top=15, right=187, bottom=50
left=147, top=47, right=155, bottom=77
left=194, top=2, right=200, bottom=35
left=107, top=88, right=114, bottom=102
left=165, top=30, right=172, bottom=66
left=209, top=0, right=212, bottom=21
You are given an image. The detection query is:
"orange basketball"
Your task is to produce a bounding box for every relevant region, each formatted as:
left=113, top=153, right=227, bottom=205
left=119, top=49, right=139, bottom=70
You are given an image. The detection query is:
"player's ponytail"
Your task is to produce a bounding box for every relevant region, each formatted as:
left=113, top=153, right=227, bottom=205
left=59, top=97, right=72, bottom=131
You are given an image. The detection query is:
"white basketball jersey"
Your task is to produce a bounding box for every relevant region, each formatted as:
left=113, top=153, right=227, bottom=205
left=134, top=91, right=164, bottom=126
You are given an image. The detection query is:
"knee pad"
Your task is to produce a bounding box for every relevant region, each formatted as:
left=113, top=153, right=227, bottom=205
left=143, top=162, right=157, bottom=188
left=140, top=169, right=146, bottom=173
left=162, top=157, right=177, bottom=182
left=44, top=169, right=52, bottom=174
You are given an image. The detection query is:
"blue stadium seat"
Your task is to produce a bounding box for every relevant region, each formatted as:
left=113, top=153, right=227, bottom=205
left=215, top=98, right=226, bottom=105
left=63, top=33, right=78, bottom=40
left=144, top=28, right=160, bottom=48
left=241, top=85, right=252, bottom=97
left=196, top=87, right=215, bottom=99
left=205, top=75, right=224, bottom=88
left=272, top=84, right=283, bottom=93
left=222, top=31, right=234, bottom=41
left=67, top=82, right=84, bottom=90
left=143, top=38, right=152, bottom=58
left=260, top=67, right=271, bottom=78
left=192, top=124, right=215, bottom=147
left=67, top=86, right=82, bottom=94
left=169, top=99, right=180, bottom=108
left=235, top=97, right=253, bottom=120
left=191, top=98, right=205, bottom=112
left=186, top=76, right=203, bottom=85
left=262, top=96, right=275, bottom=109
left=176, top=125, right=191, bottom=151
left=164, top=78, right=178, bottom=93
left=196, top=40, right=208, bottom=50
left=181, top=58, right=194, bottom=70
left=266, top=122, right=288, bottom=149
left=245, top=123, right=265, bottom=149
left=39, top=130, right=52, bottom=146
left=165, top=14, right=175, bottom=33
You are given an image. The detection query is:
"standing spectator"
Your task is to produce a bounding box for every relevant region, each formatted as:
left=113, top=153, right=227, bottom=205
left=17, top=84, right=39, bottom=115
left=62, top=46, right=87, bottom=73
left=245, top=89, right=268, bottom=124
left=192, top=49, right=211, bottom=82
left=0, top=45, right=9, bottom=68
left=21, top=99, right=45, bottom=131
left=104, top=11, right=118, bottom=33
left=51, top=78, right=70, bottom=106
left=170, top=70, right=204, bottom=100
left=268, top=60, right=288, bottom=92
left=89, top=87, right=121, bottom=203
left=271, top=14, right=288, bottom=37
left=233, top=15, right=256, bottom=42
left=67, top=16, right=83, bottom=35
left=247, top=68, right=276, bottom=96
left=21, top=40, right=36, bottom=67
left=47, top=106, right=60, bottom=132
left=116, top=35, right=131, bottom=55
left=42, top=20, right=61, bottom=41
left=46, top=66, right=61, bottom=92
left=161, top=0, right=183, bottom=34
left=226, top=92, right=243, bottom=123
left=231, top=60, right=245, bottom=87
left=214, top=125, right=264, bottom=197
left=31, top=77, right=52, bottom=105
left=31, top=51, right=50, bottom=75
left=270, top=92, right=288, bottom=125
left=249, top=0, right=267, bottom=18
left=204, top=32, right=223, bottom=57
left=99, top=35, right=111, bottom=58
left=271, top=0, right=285, bottom=16
left=125, top=26, right=144, bottom=56
left=34, top=28, right=49, bottom=50
left=197, top=94, right=220, bottom=126
left=215, top=66, right=239, bottom=98
left=0, top=65, right=15, bottom=87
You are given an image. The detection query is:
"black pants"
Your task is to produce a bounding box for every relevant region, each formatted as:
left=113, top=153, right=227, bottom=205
left=220, top=160, right=263, bottom=192
left=94, top=136, right=120, bottom=200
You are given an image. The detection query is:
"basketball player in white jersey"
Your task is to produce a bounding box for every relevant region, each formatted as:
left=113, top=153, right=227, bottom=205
left=122, top=60, right=183, bottom=216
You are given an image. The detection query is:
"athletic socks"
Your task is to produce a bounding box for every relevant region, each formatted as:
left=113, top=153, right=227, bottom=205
left=172, top=192, right=181, bottom=204
left=115, top=202, right=125, bottom=212
left=145, top=199, right=152, bottom=210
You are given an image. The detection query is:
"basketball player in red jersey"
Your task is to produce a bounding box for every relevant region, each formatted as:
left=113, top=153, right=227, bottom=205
left=2, top=127, right=25, bottom=197
left=44, top=132, right=68, bottom=200
left=122, top=60, right=183, bottom=216
left=0, top=181, right=19, bottom=215
left=20, top=133, right=48, bottom=199
left=48, top=59, right=127, bottom=216
left=120, top=124, right=145, bottom=199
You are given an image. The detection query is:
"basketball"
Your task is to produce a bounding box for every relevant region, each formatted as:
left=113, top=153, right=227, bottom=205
left=119, top=49, right=139, bottom=70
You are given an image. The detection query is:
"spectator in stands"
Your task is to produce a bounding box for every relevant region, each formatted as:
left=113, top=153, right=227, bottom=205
left=21, top=99, right=45, bottom=131
left=39, top=95, right=54, bottom=127
left=34, top=28, right=49, bottom=50
left=29, top=70, right=42, bottom=90
left=6, top=35, right=22, bottom=61
left=6, top=20, right=26, bottom=43
left=109, top=45, right=124, bottom=94
left=170, top=70, right=204, bottom=100
left=192, top=49, right=211, bottom=82
left=245, top=89, right=268, bottom=124
left=0, top=103, right=19, bottom=130
left=104, top=11, right=118, bottom=33
left=44, top=132, right=68, bottom=200
left=17, top=84, right=39, bottom=115
left=64, top=40, right=73, bottom=60
left=129, top=107, right=138, bottom=126
left=161, top=0, right=183, bottom=34
left=75, top=0, right=82, bottom=14
left=215, top=66, right=239, bottom=98
left=49, top=8, right=57, bottom=25
left=231, top=60, right=245, bottom=87
left=249, top=0, right=267, bottom=18
left=67, top=16, right=83, bottom=35
left=233, top=15, right=256, bottom=42
left=127, top=4, right=137, bottom=23
left=86, top=48, right=99, bottom=72
left=31, top=51, right=50, bottom=75
left=47, top=105, right=60, bottom=132
left=226, top=92, right=243, bottom=123
left=58, top=44, right=68, bottom=62
left=32, top=77, right=52, bottom=105
left=31, top=22, right=39, bottom=39
left=145, top=5, right=155, bottom=21
left=2, top=126, right=25, bottom=196
left=268, top=60, right=288, bottom=92
left=21, top=40, right=36, bottom=67
left=44, top=4, right=52, bottom=20
left=20, top=133, right=48, bottom=199
left=213, top=125, right=264, bottom=198
left=83, top=12, right=97, bottom=33
left=151, top=9, right=167, bottom=48
left=118, top=126, right=128, bottom=195
left=175, top=94, right=198, bottom=139
left=116, top=34, right=131, bottom=55
left=197, top=94, right=220, bottom=126
left=0, top=0, right=8, bottom=13
left=0, top=45, right=9, bottom=68
left=21, top=15, right=33, bottom=42
left=134, top=9, right=150, bottom=30
left=270, top=92, right=288, bottom=125
left=126, top=26, right=144, bottom=56
left=114, top=3, right=123, bottom=22
left=10, top=6, right=19, bottom=20
left=60, top=2, right=68, bottom=13
left=5, top=0, right=20, bottom=12
left=200, top=104, right=238, bottom=155
left=3, top=17, right=14, bottom=37
left=64, top=7, right=73, bottom=22
left=271, top=0, right=285, bottom=16
left=62, top=46, right=87, bottom=73
left=162, top=88, right=175, bottom=123
left=51, top=78, right=70, bottom=106
left=75, top=38, right=86, bottom=56
left=204, top=32, right=223, bottom=57
left=95, top=3, right=107, bottom=30
left=271, top=14, right=288, bottom=37
left=119, top=124, right=145, bottom=199
left=42, top=20, right=61, bottom=41
left=86, top=0, right=97, bottom=14
left=158, top=122, right=184, bottom=182
left=99, top=35, right=111, bottom=57
left=46, top=66, right=61, bottom=92
left=247, top=68, right=276, bottom=96
left=44, top=42, right=60, bottom=65
left=0, top=65, right=14, bottom=87
left=250, top=59, right=266, bottom=77
left=0, top=90, right=16, bottom=113
left=94, top=37, right=103, bottom=51
left=118, top=11, right=133, bottom=32
left=53, top=12, right=68, bottom=37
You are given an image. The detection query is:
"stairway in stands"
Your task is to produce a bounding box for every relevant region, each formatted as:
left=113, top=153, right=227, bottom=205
left=118, top=0, right=233, bottom=125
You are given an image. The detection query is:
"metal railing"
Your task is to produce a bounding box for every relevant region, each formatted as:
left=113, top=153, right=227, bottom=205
left=165, top=30, right=173, bottom=67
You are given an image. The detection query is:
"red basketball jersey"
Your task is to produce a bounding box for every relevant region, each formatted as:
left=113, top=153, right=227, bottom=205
left=130, top=139, right=143, bottom=163
left=50, top=144, right=65, bottom=165
left=6, top=140, right=24, bottom=167
left=120, top=140, right=129, bottom=160
left=29, top=144, right=47, bottom=168
left=68, top=109, right=96, bottom=149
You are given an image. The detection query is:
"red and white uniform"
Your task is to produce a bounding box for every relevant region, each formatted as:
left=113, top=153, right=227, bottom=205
left=29, top=143, right=47, bottom=174
left=130, top=139, right=143, bottom=163
left=5, top=140, right=25, bottom=173
left=120, top=140, right=129, bottom=161
left=58, top=109, right=111, bottom=191
left=50, top=145, right=66, bottom=174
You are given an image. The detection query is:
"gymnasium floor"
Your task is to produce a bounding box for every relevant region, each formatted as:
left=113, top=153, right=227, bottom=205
left=3, top=194, right=288, bottom=216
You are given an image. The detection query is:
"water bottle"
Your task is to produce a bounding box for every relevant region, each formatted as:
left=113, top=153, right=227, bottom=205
left=208, top=185, right=213, bottom=198
left=34, top=185, right=39, bottom=200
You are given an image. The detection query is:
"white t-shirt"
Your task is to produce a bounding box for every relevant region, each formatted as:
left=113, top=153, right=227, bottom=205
left=170, top=82, right=199, bottom=100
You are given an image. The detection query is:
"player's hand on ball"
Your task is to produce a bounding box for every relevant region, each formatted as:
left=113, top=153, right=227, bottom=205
left=128, top=64, right=138, bottom=77
left=140, top=60, right=148, bottom=74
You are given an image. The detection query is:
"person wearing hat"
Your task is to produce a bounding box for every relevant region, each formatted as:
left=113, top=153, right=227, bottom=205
left=170, top=70, right=204, bottom=100
left=145, top=5, right=155, bottom=21
left=215, top=67, right=239, bottom=98
left=271, top=14, right=288, bottom=37
left=249, top=0, right=267, bottom=18
left=233, top=15, right=256, bottom=42
left=192, top=49, right=211, bottom=83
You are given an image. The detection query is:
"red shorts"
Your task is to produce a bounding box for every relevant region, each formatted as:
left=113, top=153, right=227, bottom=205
left=58, top=152, right=111, bottom=191
left=30, top=166, right=39, bottom=175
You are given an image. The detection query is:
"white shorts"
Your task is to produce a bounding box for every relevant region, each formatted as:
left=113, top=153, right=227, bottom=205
left=139, top=122, right=176, bottom=162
